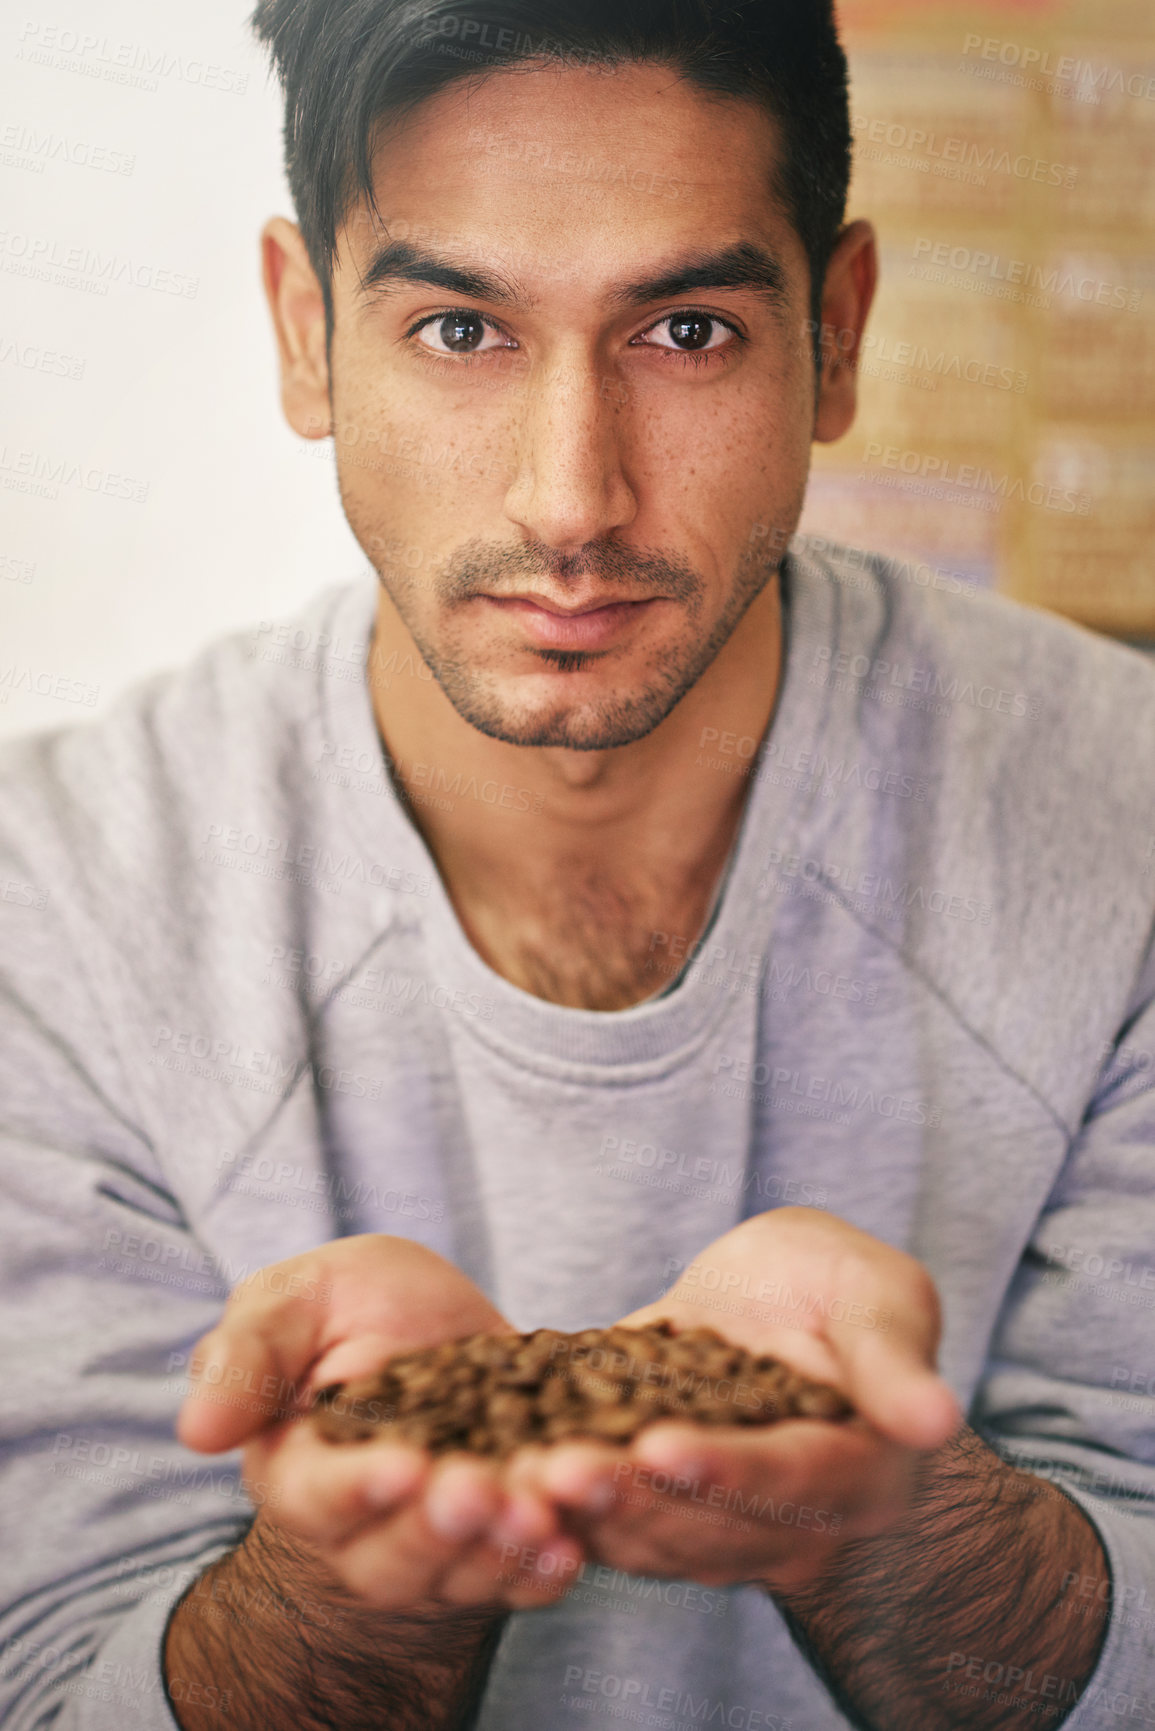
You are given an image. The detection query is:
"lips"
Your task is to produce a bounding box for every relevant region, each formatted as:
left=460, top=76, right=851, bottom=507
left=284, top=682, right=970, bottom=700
left=481, top=593, right=662, bottom=651
left=492, top=591, right=650, bottom=616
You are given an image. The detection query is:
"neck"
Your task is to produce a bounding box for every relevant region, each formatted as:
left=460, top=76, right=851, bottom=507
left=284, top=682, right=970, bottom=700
left=368, top=580, right=784, bottom=1006
left=371, top=580, right=782, bottom=855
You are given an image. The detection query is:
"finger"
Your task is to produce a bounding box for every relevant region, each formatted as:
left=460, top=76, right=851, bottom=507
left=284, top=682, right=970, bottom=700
left=515, top=1432, right=765, bottom=1583
left=434, top=1478, right=580, bottom=1609
left=330, top=1457, right=507, bottom=1607
left=250, top=1429, right=430, bottom=1548
left=177, top=1235, right=512, bottom=1455
left=489, top=1487, right=563, bottom=1551
left=823, top=1279, right=961, bottom=1450
left=178, top=1308, right=321, bottom=1454
left=424, top=1456, right=510, bottom=1545
left=439, top=1532, right=586, bottom=1611
left=510, top=1440, right=624, bottom=1517
left=629, top=1211, right=962, bottom=1451
left=631, top=1419, right=916, bottom=1538
left=566, top=1423, right=915, bottom=1584
left=177, top=1245, right=343, bottom=1453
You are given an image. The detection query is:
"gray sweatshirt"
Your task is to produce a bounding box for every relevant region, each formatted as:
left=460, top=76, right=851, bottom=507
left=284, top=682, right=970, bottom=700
left=1, top=540, right=1154, bottom=1731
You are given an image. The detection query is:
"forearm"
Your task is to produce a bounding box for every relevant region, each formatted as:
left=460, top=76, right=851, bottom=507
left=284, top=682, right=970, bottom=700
left=163, top=1515, right=507, bottom=1731
left=773, top=1426, right=1110, bottom=1731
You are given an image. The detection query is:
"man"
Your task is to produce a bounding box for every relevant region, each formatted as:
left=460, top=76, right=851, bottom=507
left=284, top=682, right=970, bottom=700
left=1, top=1, right=1153, bottom=1727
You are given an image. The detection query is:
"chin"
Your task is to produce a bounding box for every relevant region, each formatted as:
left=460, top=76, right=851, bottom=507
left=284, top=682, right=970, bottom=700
left=457, top=687, right=680, bottom=752
left=421, top=630, right=710, bottom=751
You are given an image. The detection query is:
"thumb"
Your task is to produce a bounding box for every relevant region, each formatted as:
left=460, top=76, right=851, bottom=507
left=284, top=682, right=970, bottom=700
left=830, top=1315, right=961, bottom=1450
left=177, top=1300, right=320, bottom=1453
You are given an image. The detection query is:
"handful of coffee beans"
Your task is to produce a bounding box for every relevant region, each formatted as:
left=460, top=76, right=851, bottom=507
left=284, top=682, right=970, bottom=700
left=310, top=1321, right=851, bottom=1459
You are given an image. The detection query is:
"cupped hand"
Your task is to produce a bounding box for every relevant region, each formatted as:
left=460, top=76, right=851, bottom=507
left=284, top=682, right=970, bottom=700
left=509, top=1208, right=962, bottom=1593
left=176, top=1234, right=584, bottom=1612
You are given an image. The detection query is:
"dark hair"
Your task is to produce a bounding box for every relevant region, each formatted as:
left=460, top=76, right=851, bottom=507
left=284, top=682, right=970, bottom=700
left=251, top=0, right=851, bottom=339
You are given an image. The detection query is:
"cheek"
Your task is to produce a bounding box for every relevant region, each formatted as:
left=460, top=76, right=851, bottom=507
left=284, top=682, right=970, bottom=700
left=329, top=342, right=393, bottom=449
left=334, top=353, right=516, bottom=509
left=640, top=392, right=809, bottom=559
left=334, top=331, right=511, bottom=454
left=642, top=350, right=810, bottom=479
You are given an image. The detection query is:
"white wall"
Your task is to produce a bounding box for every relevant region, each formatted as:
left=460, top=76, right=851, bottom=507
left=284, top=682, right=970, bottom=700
left=0, top=0, right=363, bottom=739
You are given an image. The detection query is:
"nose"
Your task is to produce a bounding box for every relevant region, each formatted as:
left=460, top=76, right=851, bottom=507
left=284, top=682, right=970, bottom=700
left=502, top=350, right=637, bottom=553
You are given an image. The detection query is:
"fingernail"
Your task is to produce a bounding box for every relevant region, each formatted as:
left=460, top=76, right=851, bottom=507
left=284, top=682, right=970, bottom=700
left=426, top=1486, right=486, bottom=1542
left=427, top=1502, right=484, bottom=1544
left=364, top=1479, right=405, bottom=1511
left=492, top=1494, right=543, bottom=1546
left=364, top=1455, right=420, bottom=1510
left=635, top=1433, right=705, bottom=1478
left=581, top=1480, right=615, bottom=1515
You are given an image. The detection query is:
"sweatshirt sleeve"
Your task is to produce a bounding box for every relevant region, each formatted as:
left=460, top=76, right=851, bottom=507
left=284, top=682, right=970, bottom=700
left=973, top=949, right=1155, bottom=1730
left=0, top=899, right=249, bottom=1728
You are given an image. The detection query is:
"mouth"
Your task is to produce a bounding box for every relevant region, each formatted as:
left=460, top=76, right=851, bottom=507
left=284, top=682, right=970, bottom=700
left=479, top=593, right=664, bottom=652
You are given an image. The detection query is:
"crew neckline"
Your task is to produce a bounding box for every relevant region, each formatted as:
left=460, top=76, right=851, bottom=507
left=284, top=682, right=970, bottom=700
left=319, top=553, right=838, bottom=1072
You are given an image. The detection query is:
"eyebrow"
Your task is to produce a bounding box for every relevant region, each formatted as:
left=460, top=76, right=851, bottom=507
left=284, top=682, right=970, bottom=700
left=360, top=239, right=520, bottom=305
left=609, top=243, right=790, bottom=313
left=358, top=238, right=790, bottom=314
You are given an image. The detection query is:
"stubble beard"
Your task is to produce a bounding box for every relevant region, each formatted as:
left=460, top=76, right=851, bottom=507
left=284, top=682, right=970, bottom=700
left=371, top=532, right=785, bottom=752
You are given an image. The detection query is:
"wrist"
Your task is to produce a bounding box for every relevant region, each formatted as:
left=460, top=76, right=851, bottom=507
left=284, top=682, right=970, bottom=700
left=241, top=1513, right=510, bottom=1647
left=166, top=1516, right=508, bottom=1731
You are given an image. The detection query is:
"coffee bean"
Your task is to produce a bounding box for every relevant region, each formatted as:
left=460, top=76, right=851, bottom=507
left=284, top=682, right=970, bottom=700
left=311, top=1323, right=852, bottom=1458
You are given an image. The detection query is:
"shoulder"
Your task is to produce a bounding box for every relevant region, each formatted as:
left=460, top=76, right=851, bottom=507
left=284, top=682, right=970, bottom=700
left=815, top=534, right=1155, bottom=727
left=804, top=534, right=1155, bottom=817
left=0, top=577, right=373, bottom=866
left=791, top=539, right=1155, bottom=1120
left=0, top=579, right=376, bottom=1108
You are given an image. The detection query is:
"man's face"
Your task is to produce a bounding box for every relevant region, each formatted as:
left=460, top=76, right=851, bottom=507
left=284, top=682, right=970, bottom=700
left=320, top=61, right=823, bottom=750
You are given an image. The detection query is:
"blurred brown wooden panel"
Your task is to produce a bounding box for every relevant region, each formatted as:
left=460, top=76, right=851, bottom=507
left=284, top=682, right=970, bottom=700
left=801, top=0, right=1155, bottom=637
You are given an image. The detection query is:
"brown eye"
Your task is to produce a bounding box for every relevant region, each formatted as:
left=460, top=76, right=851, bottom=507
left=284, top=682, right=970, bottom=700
left=414, top=312, right=513, bottom=356
left=669, top=315, right=713, bottom=350
left=438, top=313, right=485, bottom=351
left=640, top=314, right=732, bottom=353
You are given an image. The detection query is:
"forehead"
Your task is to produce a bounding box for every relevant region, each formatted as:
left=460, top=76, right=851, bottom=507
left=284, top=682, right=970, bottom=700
left=336, top=60, right=803, bottom=300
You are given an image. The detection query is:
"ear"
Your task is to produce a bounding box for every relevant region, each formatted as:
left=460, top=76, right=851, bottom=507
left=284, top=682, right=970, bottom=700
left=812, top=220, right=878, bottom=445
left=261, top=217, right=332, bottom=440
